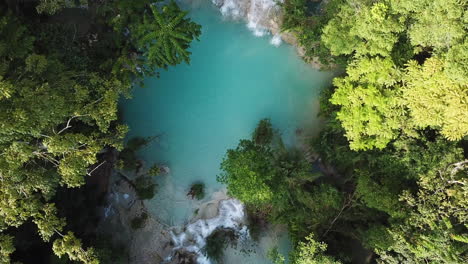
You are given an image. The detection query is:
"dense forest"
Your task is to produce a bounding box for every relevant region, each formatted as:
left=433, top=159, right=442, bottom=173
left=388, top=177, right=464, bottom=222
left=0, top=0, right=200, bottom=262
left=220, top=0, right=467, bottom=263
left=0, top=0, right=467, bottom=264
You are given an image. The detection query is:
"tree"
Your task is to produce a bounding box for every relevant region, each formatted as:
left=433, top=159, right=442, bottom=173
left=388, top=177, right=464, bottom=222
left=375, top=160, right=468, bottom=263
left=0, top=235, right=14, bottom=264
left=218, top=139, right=276, bottom=205
left=322, top=1, right=405, bottom=57
left=403, top=58, right=468, bottom=141
left=268, top=246, right=286, bottom=264
left=219, top=119, right=343, bottom=246
left=281, top=0, right=346, bottom=66
left=36, top=0, right=71, bottom=15
left=252, top=118, right=274, bottom=145
left=329, top=57, right=406, bottom=150
left=0, top=0, right=200, bottom=262
left=278, top=0, right=467, bottom=262
left=52, top=232, right=99, bottom=264
left=445, top=41, right=468, bottom=83
left=132, top=1, right=201, bottom=69
left=391, top=0, right=466, bottom=51
left=355, top=171, right=406, bottom=218
left=321, top=0, right=468, bottom=150
left=291, top=234, right=341, bottom=264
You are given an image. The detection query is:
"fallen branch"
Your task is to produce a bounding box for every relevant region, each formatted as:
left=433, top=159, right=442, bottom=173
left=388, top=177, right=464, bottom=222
left=87, top=160, right=106, bottom=176
left=322, top=192, right=355, bottom=238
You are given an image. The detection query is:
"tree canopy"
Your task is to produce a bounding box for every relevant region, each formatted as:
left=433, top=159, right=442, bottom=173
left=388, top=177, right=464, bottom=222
left=321, top=0, right=468, bottom=150
left=0, top=0, right=200, bottom=262
left=232, top=0, right=468, bottom=263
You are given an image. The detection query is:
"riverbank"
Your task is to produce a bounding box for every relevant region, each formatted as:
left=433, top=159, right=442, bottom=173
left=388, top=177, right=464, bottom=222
left=210, top=0, right=326, bottom=69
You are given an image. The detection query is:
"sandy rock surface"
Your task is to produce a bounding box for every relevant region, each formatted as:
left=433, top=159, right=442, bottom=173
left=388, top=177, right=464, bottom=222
left=100, top=177, right=173, bottom=264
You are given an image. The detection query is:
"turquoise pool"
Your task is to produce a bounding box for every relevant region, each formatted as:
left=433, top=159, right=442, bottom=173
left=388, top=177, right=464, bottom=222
left=120, top=1, right=333, bottom=263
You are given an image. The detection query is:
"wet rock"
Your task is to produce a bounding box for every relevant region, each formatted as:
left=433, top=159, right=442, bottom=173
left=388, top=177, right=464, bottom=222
left=160, top=165, right=170, bottom=174
left=191, top=191, right=229, bottom=221
left=169, top=198, right=246, bottom=263
left=211, top=0, right=326, bottom=68
left=168, top=249, right=198, bottom=264
left=100, top=178, right=173, bottom=264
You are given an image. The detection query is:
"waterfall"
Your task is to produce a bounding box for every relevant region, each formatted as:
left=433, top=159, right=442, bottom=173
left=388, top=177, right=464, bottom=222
left=168, top=199, right=248, bottom=264
left=212, top=0, right=284, bottom=45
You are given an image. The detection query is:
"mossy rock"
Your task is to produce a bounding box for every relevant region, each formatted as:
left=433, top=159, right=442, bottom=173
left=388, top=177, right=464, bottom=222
left=131, top=212, right=148, bottom=230
left=134, top=176, right=157, bottom=200
left=188, top=182, right=205, bottom=200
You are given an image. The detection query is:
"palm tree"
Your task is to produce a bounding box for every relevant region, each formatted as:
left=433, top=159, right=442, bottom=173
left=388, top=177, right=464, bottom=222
left=134, top=1, right=201, bottom=69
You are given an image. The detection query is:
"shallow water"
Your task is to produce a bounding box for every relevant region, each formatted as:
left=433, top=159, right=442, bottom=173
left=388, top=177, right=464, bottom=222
left=121, top=1, right=333, bottom=263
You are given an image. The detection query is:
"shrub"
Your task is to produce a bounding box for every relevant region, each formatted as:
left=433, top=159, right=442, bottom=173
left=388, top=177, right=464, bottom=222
left=131, top=212, right=148, bottom=230
left=203, top=228, right=239, bottom=261
left=188, top=182, right=205, bottom=200
left=134, top=176, right=157, bottom=200
left=118, top=137, right=149, bottom=171
left=252, top=118, right=274, bottom=145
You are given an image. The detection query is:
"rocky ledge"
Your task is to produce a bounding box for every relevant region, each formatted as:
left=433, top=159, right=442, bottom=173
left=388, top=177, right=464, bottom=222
left=99, top=176, right=173, bottom=264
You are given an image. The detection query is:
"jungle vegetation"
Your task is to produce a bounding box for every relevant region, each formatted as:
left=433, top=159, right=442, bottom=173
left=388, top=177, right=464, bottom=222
left=0, top=0, right=466, bottom=263
left=219, top=0, right=467, bottom=263
left=0, top=0, right=200, bottom=263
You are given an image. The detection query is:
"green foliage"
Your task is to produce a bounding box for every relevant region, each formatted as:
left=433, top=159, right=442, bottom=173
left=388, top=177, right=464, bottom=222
left=218, top=139, right=276, bottom=205
left=276, top=0, right=466, bottom=262
left=147, top=164, right=161, bottom=176
left=286, top=183, right=343, bottom=237
left=445, top=41, right=468, bottom=83
left=188, top=182, right=205, bottom=200
left=330, top=73, right=404, bottom=150
left=392, top=0, right=466, bottom=51
left=0, top=0, right=200, bottom=262
left=281, top=0, right=346, bottom=66
left=219, top=119, right=342, bottom=244
left=32, top=204, right=66, bottom=242
left=323, top=2, right=405, bottom=57
left=318, top=0, right=468, bottom=150
left=291, top=234, right=341, bottom=264
left=403, top=58, right=468, bottom=140
left=355, top=172, right=406, bottom=218
left=52, top=232, right=99, bottom=264
left=202, top=228, right=239, bottom=262
left=134, top=176, right=157, bottom=200
left=361, top=225, right=394, bottom=251
left=36, top=0, right=67, bottom=15
left=131, top=212, right=148, bottom=230
left=314, top=91, right=467, bottom=263
left=118, top=137, right=150, bottom=170
left=0, top=235, right=14, bottom=264
left=35, top=0, right=88, bottom=15
left=252, top=118, right=274, bottom=145
left=267, top=246, right=286, bottom=264
left=93, top=235, right=128, bottom=264
left=132, top=1, right=201, bottom=70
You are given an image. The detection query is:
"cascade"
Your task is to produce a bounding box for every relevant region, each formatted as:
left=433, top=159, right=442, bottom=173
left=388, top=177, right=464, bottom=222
left=168, top=199, right=248, bottom=264
left=212, top=0, right=284, bottom=45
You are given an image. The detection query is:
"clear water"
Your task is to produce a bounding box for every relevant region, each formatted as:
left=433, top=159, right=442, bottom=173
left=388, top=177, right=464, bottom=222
left=120, top=1, right=333, bottom=263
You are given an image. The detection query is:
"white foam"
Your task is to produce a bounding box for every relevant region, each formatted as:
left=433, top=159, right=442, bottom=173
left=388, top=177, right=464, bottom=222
left=103, top=205, right=112, bottom=218
left=213, top=0, right=283, bottom=46
left=169, top=199, right=247, bottom=263
left=270, top=34, right=282, bottom=46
